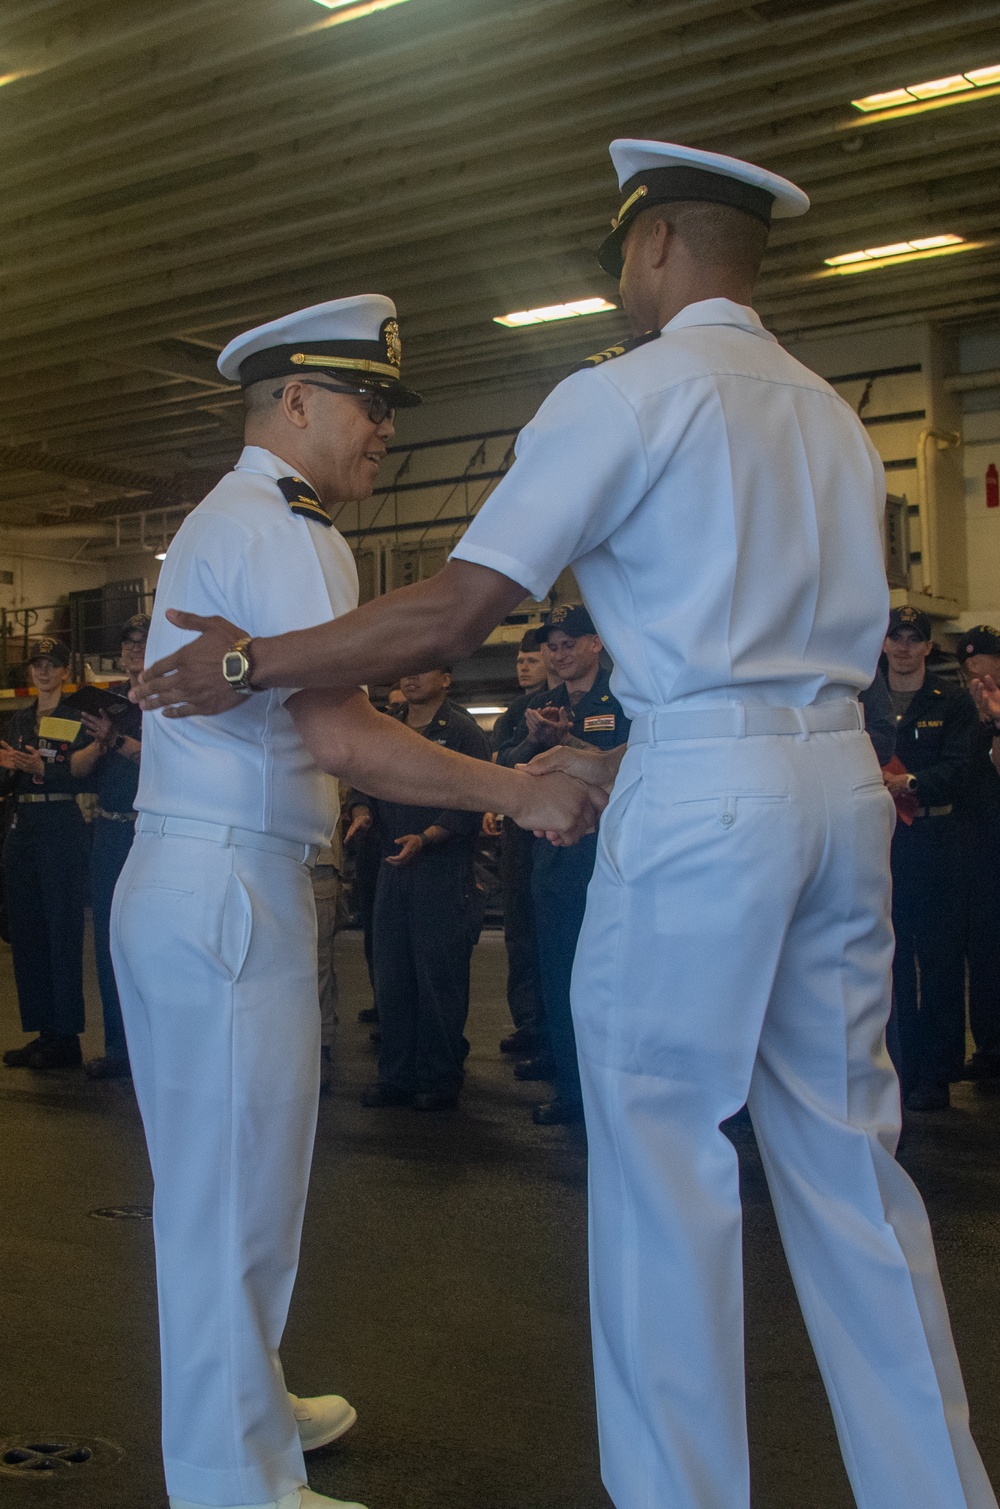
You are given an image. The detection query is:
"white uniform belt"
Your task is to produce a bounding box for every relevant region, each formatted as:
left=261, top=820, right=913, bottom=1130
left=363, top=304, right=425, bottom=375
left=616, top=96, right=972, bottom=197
left=629, top=699, right=864, bottom=745
left=136, top=812, right=320, bottom=866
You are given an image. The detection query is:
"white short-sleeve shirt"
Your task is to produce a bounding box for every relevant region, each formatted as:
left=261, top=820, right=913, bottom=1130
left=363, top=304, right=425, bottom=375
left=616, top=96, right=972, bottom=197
left=137, top=445, right=357, bottom=845
left=451, top=299, right=889, bottom=717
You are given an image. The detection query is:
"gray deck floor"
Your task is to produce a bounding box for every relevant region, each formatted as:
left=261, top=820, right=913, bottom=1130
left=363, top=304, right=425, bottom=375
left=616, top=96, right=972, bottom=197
left=0, top=927, right=998, bottom=1509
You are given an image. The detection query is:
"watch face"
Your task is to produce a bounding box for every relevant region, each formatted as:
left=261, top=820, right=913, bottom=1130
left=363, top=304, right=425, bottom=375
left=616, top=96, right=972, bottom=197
left=223, top=651, right=245, bottom=681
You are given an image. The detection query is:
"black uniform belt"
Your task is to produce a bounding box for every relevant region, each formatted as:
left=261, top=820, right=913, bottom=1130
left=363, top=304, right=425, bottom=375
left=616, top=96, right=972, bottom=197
left=95, top=807, right=137, bottom=823
left=17, top=792, right=74, bottom=804
left=913, top=804, right=953, bottom=819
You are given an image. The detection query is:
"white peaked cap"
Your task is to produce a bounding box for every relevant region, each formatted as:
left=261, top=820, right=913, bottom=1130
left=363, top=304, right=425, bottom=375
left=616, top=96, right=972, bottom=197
left=609, top=139, right=810, bottom=218
left=216, top=293, right=421, bottom=406
left=598, top=138, right=809, bottom=277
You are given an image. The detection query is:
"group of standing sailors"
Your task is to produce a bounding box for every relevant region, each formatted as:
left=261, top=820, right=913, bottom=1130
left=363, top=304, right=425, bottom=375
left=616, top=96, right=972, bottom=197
left=0, top=617, right=146, bottom=1076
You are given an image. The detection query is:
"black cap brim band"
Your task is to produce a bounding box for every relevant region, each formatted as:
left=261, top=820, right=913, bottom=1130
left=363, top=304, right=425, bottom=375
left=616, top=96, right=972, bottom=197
left=240, top=349, right=422, bottom=407
left=597, top=165, right=775, bottom=278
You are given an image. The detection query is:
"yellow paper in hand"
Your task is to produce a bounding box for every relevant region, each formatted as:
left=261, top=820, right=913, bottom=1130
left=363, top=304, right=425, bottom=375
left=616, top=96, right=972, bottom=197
left=38, top=716, right=82, bottom=744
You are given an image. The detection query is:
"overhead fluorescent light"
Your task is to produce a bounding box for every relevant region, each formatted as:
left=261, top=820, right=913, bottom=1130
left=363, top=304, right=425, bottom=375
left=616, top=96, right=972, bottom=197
left=466, top=705, right=505, bottom=716
left=852, top=65, right=1000, bottom=112
left=825, top=235, right=964, bottom=266
left=311, top=0, right=411, bottom=18
left=821, top=235, right=977, bottom=276
left=494, top=298, right=616, bottom=329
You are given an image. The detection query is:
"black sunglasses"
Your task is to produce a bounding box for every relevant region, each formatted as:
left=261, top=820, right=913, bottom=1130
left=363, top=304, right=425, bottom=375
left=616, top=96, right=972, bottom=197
left=272, top=378, right=395, bottom=425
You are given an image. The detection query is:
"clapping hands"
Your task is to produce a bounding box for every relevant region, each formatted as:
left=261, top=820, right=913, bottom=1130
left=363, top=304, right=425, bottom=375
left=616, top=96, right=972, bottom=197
left=524, top=704, right=574, bottom=749
left=0, top=741, right=44, bottom=776
left=969, top=674, right=1000, bottom=726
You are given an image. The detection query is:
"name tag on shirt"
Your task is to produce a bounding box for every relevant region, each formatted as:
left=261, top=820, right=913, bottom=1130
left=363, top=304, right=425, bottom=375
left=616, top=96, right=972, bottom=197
left=583, top=714, right=617, bottom=732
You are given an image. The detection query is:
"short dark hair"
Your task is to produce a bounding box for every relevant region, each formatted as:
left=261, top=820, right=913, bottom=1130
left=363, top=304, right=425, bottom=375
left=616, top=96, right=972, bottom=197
left=638, top=199, right=769, bottom=282
left=242, top=377, right=282, bottom=421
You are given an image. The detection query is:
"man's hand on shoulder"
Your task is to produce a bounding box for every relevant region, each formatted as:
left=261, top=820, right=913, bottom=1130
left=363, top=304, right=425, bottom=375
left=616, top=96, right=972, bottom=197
left=135, top=611, right=248, bottom=716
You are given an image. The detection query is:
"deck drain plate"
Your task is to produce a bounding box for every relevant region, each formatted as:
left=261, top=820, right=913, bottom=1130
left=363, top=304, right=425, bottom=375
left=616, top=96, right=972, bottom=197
left=90, top=1204, right=152, bottom=1220
left=0, top=1436, right=123, bottom=1476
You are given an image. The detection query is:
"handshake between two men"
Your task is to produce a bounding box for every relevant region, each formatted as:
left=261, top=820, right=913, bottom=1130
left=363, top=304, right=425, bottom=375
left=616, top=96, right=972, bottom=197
left=134, top=610, right=620, bottom=847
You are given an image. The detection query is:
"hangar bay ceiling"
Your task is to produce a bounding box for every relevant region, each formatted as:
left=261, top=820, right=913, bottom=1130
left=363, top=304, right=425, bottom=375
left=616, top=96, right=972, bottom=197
left=0, top=0, right=998, bottom=546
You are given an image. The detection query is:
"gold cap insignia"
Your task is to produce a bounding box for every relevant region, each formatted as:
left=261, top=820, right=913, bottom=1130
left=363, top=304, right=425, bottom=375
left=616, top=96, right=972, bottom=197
left=384, top=319, right=402, bottom=370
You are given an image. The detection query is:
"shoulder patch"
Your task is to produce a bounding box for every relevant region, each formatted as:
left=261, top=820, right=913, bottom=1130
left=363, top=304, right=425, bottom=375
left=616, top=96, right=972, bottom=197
left=573, top=328, right=660, bottom=373
left=276, top=475, right=331, bottom=527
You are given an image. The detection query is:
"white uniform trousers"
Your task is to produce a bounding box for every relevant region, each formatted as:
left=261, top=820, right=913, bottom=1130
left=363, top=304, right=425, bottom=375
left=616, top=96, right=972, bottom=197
left=573, top=727, right=997, bottom=1509
left=111, top=830, right=321, bottom=1506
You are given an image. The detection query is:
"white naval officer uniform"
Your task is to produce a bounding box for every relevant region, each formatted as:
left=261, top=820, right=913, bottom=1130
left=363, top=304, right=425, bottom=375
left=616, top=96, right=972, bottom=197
left=451, top=298, right=997, bottom=1509
left=111, top=445, right=358, bottom=1507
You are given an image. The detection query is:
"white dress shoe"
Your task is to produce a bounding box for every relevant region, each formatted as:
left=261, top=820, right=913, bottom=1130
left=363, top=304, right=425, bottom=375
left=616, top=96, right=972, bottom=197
left=170, top=1488, right=368, bottom=1509
left=289, top=1391, right=358, bottom=1451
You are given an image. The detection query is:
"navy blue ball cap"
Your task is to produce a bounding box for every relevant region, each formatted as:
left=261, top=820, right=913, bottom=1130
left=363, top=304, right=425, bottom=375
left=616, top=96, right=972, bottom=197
left=887, top=606, right=932, bottom=641
left=956, top=624, right=1000, bottom=661
left=123, top=613, right=150, bottom=640
left=28, top=636, right=70, bottom=666
left=538, top=603, right=597, bottom=641
left=519, top=629, right=542, bottom=653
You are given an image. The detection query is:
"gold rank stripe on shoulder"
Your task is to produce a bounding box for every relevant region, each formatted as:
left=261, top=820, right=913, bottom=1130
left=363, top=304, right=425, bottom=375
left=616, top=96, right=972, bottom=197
left=574, top=328, right=661, bottom=372
left=289, top=497, right=333, bottom=526
left=275, top=474, right=332, bottom=527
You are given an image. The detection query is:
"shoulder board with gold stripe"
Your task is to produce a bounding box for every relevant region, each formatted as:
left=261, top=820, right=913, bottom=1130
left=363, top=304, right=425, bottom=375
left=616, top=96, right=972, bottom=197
left=573, top=328, right=661, bottom=373
left=276, top=475, right=332, bottom=527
